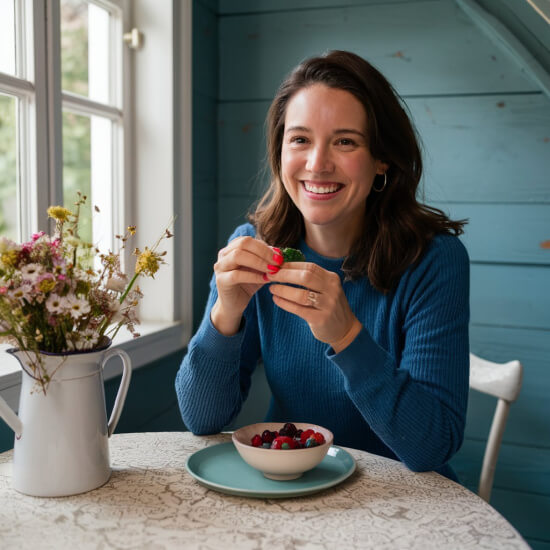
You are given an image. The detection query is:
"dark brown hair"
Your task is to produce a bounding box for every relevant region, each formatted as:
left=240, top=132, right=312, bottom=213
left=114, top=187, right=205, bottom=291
left=249, top=50, right=466, bottom=293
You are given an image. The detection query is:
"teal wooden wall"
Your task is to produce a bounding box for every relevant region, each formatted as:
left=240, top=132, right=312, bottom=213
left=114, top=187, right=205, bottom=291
left=193, top=0, right=220, bottom=328
left=209, top=0, right=550, bottom=547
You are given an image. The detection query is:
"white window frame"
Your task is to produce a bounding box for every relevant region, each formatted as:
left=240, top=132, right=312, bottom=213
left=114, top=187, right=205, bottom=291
left=0, top=0, right=193, bottom=409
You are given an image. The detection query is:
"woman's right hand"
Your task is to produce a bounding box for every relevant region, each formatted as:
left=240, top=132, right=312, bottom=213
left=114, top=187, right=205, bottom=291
left=210, top=236, right=283, bottom=336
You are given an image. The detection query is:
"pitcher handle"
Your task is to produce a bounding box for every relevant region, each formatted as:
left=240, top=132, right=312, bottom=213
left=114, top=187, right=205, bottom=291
left=101, top=348, right=132, bottom=437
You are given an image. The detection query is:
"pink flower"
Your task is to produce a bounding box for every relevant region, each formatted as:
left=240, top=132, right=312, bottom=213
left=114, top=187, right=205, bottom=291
left=0, top=286, right=7, bottom=294
left=31, top=231, right=45, bottom=242
left=57, top=274, right=67, bottom=281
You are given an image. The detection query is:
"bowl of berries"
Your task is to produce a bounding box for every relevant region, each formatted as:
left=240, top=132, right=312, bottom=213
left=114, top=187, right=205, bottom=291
left=232, top=422, right=334, bottom=481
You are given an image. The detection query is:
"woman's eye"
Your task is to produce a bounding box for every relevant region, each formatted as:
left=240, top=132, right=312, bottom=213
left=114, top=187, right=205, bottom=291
left=337, top=138, right=356, bottom=146
left=290, top=136, right=307, bottom=144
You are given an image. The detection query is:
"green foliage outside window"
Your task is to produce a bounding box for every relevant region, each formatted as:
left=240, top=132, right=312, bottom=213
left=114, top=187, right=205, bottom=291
left=0, top=95, right=16, bottom=238
left=0, top=0, right=93, bottom=242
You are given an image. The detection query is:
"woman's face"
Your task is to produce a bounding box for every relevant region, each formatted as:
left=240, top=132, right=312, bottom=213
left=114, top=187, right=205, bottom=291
left=281, top=84, right=387, bottom=236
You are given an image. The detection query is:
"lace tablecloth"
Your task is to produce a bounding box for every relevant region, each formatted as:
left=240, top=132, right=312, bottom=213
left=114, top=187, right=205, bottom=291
left=0, top=431, right=528, bottom=549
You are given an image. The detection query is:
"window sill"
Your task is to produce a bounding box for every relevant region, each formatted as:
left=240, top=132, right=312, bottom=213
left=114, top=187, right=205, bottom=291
left=0, top=321, right=189, bottom=411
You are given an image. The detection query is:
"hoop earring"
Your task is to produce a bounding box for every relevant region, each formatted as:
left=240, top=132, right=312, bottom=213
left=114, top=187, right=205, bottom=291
left=372, top=172, right=387, bottom=193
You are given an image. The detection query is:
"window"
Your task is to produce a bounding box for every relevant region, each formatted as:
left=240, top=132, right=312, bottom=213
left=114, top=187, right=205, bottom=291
left=0, top=0, right=123, bottom=256
left=60, top=0, right=124, bottom=252
left=0, top=1, right=193, bottom=398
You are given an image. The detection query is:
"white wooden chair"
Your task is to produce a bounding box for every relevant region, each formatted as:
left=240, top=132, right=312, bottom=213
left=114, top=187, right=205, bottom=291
left=469, top=353, right=523, bottom=502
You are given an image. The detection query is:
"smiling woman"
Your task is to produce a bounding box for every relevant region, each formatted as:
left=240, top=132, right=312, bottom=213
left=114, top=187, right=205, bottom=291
left=176, top=51, right=470, bottom=481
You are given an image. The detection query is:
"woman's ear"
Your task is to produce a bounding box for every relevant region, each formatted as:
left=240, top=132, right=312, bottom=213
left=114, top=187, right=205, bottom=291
left=376, top=161, right=389, bottom=175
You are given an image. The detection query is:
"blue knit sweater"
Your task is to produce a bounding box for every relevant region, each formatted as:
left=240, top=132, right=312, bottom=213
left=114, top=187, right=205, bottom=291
left=176, top=223, right=470, bottom=479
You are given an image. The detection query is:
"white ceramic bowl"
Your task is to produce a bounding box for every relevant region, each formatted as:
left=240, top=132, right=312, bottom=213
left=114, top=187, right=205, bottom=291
left=232, top=422, right=334, bottom=480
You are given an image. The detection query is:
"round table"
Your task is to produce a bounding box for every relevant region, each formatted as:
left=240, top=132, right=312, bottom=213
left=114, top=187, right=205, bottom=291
left=0, top=432, right=528, bottom=549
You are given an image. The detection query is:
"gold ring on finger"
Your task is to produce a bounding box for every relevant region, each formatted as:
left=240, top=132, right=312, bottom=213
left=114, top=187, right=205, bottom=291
left=307, top=291, right=318, bottom=308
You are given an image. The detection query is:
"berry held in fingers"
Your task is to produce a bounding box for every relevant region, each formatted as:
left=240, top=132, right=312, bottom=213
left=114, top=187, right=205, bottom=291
left=281, top=248, right=306, bottom=262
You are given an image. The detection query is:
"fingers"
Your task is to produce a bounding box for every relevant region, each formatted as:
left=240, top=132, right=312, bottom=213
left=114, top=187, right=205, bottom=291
left=266, top=262, right=337, bottom=293
left=215, top=236, right=283, bottom=275
left=269, top=283, right=322, bottom=310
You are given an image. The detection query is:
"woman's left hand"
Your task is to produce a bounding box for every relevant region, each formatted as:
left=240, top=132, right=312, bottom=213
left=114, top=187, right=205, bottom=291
left=267, top=262, right=363, bottom=353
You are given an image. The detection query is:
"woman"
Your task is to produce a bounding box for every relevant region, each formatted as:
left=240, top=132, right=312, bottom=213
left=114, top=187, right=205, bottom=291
left=176, top=50, right=469, bottom=480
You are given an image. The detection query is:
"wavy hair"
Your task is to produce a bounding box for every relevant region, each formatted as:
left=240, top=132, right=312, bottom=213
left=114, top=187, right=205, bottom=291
left=249, top=50, right=466, bottom=293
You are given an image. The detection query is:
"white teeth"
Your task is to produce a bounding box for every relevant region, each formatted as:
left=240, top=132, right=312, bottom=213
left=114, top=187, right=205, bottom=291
left=304, top=182, right=340, bottom=194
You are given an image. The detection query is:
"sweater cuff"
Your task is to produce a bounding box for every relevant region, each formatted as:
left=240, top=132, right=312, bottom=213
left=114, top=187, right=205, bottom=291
left=326, top=327, right=394, bottom=385
left=195, top=315, right=246, bottom=359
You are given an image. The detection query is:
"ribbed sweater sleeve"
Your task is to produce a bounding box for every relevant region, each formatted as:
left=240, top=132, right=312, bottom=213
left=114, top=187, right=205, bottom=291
left=328, top=236, right=470, bottom=471
left=175, top=225, right=261, bottom=434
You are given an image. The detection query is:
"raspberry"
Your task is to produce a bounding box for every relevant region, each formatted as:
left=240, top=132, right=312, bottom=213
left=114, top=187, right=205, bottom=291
left=251, top=434, right=263, bottom=447
left=300, top=429, right=314, bottom=443
left=271, top=436, right=297, bottom=449
left=313, top=432, right=325, bottom=444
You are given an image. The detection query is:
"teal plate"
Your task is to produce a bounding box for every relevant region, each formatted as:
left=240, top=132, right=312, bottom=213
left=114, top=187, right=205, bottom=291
left=186, top=442, right=356, bottom=498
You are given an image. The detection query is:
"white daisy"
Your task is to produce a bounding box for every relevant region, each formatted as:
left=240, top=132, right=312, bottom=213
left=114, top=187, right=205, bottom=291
left=21, top=263, right=44, bottom=283
left=45, top=293, right=67, bottom=315
left=65, top=294, right=91, bottom=320
left=72, top=328, right=99, bottom=350
left=8, top=283, right=32, bottom=303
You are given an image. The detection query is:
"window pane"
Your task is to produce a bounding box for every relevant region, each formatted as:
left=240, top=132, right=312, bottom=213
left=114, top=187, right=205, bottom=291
left=0, top=0, right=16, bottom=76
left=61, top=0, right=110, bottom=103
left=62, top=111, right=113, bottom=251
left=0, top=94, right=18, bottom=240
left=62, top=111, right=92, bottom=241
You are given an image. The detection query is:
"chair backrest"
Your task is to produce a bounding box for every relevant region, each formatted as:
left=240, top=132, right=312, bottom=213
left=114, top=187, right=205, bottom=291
left=469, top=353, right=523, bottom=502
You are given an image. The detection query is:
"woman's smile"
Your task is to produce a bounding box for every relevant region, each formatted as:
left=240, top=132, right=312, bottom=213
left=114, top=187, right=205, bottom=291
left=302, top=180, right=344, bottom=198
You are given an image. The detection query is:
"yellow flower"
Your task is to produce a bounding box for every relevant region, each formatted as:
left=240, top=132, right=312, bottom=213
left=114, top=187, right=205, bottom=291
left=135, top=248, right=163, bottom=277
left=47, top=206, right=73, bottom=222
left=37, top=278, right=56, bottom=293
left=1, top=250, right=19, bottom=267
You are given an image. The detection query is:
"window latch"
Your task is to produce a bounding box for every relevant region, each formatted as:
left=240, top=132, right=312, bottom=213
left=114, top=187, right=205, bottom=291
left=123, top=28, right=144, bottom=50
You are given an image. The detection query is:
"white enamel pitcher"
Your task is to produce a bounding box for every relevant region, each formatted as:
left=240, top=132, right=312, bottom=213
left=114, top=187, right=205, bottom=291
left=0, top=341, right=131, bottom=497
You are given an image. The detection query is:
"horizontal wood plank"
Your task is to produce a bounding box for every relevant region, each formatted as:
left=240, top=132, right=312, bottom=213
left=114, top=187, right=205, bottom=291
left=219, top=0, right=537, bottom=100
left=471, top=264, right=550, bottom=329
left=410, top=93, right=550, bottom=203
left=433, top=203, right=550, bottom=265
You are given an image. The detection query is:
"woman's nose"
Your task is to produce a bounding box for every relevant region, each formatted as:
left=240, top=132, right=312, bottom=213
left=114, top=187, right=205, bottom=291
left=305, top=145, right=333, bottom=173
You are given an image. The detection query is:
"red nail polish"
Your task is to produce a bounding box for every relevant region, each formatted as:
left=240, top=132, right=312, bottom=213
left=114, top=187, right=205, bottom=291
left=273, top=253, right=284, bottom=266
left=267, top=264, right=280, bottom=274
left=262, top=273, right=270, bottom=282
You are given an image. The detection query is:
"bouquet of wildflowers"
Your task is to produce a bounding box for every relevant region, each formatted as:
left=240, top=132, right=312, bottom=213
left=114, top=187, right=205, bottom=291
left=0, top=193, right=172, bottom=392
